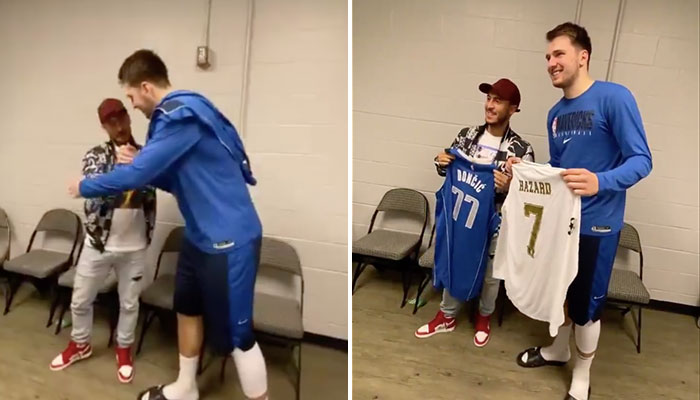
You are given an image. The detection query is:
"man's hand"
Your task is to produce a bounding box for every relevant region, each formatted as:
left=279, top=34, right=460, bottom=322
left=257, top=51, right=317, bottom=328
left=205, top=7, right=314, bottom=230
left=116, top=144, right=138, bottom=164
left=561, top=168, right=599, bottom=196
left=505, top=156, right=522, bottom=174
left=435, top=151, right=456, bottom=167
left=68, top=178, right=82, bottom=198
left=494, top=170, right=512, bottom=193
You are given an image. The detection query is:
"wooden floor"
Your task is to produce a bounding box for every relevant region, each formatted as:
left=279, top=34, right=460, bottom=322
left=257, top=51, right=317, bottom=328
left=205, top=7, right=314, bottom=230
left=352, top=268, right=700, bottom=400
left=0, top=286, right=347, bottom=400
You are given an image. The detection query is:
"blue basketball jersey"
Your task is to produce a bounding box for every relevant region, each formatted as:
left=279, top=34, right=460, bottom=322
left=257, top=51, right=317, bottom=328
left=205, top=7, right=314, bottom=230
left=433, top=148, right=500, bottom=301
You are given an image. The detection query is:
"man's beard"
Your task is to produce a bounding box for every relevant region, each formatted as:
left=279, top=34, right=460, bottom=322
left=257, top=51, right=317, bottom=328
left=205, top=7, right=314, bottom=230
left=486, top=113, right=508, bottom=126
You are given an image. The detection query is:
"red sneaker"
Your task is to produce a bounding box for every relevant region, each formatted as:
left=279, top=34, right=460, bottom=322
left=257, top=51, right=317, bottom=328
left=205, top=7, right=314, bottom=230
left=49, top=341, right=92, bottom=371
left=115, top=346, right=134, bottom=383
left=415, top=310, right=456, bottom=338
left=473, top=312, right=491, bottom=347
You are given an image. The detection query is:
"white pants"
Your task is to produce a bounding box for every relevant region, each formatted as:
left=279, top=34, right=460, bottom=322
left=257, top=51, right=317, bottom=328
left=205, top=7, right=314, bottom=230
left=70, top=245, right=146, bottom=347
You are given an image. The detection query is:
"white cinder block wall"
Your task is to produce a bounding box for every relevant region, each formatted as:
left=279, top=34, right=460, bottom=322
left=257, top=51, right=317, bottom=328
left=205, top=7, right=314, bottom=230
left=246, top=0, right=348, bottom=338
left=353, top=0, right=699, bottom=306
left=0, top=0, right=348, bottom=339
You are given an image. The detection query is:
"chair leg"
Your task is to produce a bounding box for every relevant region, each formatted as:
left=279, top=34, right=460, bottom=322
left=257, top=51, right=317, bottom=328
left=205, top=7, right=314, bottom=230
left=400, top=269, right=413, bottom=308
left=295, top=342, right=302, bottom=400
left=351, top=263, right=367, bottom=294
left=1, top=280, right=6, bottom=313
left=197, top=329, right=206, bottom=376
left=3, top=276, right=21, bottom=315
left=107, top=293, right=119, bottom=348
left=219, top=356, right=228, bottom=383
left=497, top=281, right=505, bottom=327
left=48, top=287, right=62, bottom=328
left=55, top=292, right=70, bottom=335
left=636, top=305, right=642, bottom=354
left=412, top=273, right=431, bottom=314
left=197, top=346, right=205, bottom=375
left=136, top=309, right=155, bottom=355
left=53, top=293, right=63, bottom=335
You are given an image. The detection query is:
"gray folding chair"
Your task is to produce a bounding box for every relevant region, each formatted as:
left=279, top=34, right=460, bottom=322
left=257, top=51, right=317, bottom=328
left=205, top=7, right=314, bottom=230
left=0, top=208, right=11, bottom=300
left=352, top=188, right=429, bottom=308
left=136, top=225, right=184, bottom=355
left=3, top=209, right=81, bottom=318
left=217, top=237, right=304, bottom=399
left=607, top=222, right=650, bottom=353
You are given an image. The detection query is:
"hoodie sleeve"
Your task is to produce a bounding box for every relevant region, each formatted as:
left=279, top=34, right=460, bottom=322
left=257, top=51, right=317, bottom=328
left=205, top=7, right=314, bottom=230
left=596, top=87, right=653, bottom=192
left=80, top=120, right=202, bottom=198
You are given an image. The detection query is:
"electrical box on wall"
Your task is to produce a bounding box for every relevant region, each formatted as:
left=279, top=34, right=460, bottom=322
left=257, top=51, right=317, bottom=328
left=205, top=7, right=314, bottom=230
left=196, top=46, right=210, bottom=69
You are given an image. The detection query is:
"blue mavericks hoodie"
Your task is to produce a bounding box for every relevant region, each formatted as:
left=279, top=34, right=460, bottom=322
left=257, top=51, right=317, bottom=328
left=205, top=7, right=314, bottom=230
left=547, top=81, right=652, bottom=236
left=80, top=90, right=262, bottom=253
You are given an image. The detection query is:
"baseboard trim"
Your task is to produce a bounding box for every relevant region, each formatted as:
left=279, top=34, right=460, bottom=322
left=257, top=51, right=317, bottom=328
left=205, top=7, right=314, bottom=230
left=647, top=300, right=699, bottom=316
left=303, top=332, right=348, bottom=352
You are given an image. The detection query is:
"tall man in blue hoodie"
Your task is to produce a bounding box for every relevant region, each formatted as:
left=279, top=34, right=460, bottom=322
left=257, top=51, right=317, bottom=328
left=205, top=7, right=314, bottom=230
left=69, top=50, right=268, bottom=400
left=507, top=23, right=652, bottom=400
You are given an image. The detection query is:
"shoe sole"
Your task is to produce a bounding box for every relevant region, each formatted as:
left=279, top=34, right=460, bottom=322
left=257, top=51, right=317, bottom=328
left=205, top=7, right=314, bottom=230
left=49, top=348, right=93, bottom=371
left=415, top=325, right=456, bottom=339
left=117, top=371, right=134, bottom=384
left=473, top=333, right=490, bottom=347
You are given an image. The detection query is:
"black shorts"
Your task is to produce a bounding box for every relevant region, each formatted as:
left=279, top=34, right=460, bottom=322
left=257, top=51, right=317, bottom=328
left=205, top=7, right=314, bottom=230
left=566, top=233, right=621, bottom=325
left=173, top=236, right=261, bottom=354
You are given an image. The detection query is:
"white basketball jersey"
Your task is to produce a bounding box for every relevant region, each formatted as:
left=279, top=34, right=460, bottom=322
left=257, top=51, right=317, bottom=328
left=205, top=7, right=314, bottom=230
left=493, top=161, right=581, bottom=336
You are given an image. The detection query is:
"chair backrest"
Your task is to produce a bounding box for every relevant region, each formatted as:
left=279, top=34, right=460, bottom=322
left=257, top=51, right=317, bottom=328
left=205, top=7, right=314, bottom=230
left=72, top=223, right=86, bottom=266
left=619, top=223, right=642, bottom=253
left=258, top=237, right=304, bottom=320
left=28, top=209, right=81, bottom=261
left=161, top=226, right=185, bottom=253
left=371, top=188, right=429, bottom=248
left=426, top=224, right=436, bottom=247
left=376, top=188, right=428, bottom=219
left=260, top=237, right=302, bottom=277
left=0, top=207, right=10, bottom=261
left=154, top=226, right=185, bottom=279
left=35, top=209, right=81, bottom=236
left=0, top=208, right=9, bottom=229
left=618, top=222, right=644, bottom=278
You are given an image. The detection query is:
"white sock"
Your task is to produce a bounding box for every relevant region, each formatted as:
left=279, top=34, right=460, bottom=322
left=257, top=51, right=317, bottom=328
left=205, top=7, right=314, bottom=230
left=232, top=342, right=268, bottom=399
left=162, top=354, right=199, bottom=400
left=569, top=320, right=601, bottom=400
left=569, top=353, right=594, bottom=400
left=539, top=322, right=572, bottom=362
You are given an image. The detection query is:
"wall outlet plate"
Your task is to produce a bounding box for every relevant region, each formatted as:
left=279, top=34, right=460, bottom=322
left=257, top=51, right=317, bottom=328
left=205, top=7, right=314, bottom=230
left=197, top=46, right=210, bottom=68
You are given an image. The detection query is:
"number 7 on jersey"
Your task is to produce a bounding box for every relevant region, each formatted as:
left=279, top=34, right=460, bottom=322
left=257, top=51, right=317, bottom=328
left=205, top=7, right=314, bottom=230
left=524, top=203, right=543, bottom=257
left=451, top=186, right=479, bottom=229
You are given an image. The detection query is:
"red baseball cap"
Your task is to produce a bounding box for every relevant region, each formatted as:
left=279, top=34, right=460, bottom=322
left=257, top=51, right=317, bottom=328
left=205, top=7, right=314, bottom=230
left=479, top=78, right=521, bottom=112
left=97, top=98, right=127, bottom=124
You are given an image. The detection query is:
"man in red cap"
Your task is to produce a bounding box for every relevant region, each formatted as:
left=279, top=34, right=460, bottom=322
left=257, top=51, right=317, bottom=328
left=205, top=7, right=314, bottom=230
left=50, top=98, right=156, bottom=384
left=415, top=78, right=535, bottom=347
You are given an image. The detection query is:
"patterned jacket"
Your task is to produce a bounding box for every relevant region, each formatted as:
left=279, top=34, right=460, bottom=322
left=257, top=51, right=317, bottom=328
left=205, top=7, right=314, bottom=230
left=436, top=124, right=536, bottom=205
left=82, top=140, right=157, bottom=252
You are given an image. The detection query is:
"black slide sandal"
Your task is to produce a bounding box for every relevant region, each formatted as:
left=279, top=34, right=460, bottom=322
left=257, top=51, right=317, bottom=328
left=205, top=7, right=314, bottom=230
left=516, top=346, right=568, bottom=368
left=137, top=385, right=170, bottom=400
